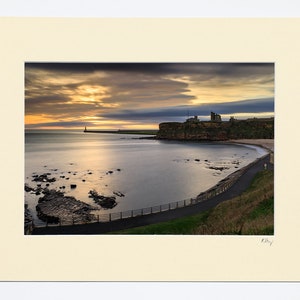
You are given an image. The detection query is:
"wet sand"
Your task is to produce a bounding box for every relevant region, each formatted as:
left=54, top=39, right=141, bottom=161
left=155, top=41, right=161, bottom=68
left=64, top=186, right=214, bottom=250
left=228, top=139, right=274, bottom=153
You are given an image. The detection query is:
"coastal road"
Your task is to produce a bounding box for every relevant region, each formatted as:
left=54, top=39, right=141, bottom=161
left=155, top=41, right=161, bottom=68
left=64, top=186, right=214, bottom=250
left=32, top=154, right=273, bottom=235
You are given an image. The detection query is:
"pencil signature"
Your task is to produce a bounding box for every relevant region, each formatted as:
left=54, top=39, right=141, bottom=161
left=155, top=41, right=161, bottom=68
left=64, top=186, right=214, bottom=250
left=261, top=238, right=273, bottom=246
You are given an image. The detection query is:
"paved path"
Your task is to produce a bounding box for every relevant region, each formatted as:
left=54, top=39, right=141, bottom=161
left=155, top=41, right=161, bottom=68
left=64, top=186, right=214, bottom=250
left=32, top=154, right=272, bottom=235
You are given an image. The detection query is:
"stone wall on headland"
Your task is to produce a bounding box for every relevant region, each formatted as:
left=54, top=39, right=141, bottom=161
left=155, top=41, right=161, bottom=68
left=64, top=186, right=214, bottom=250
left=156, top=118, right=274, bottom=141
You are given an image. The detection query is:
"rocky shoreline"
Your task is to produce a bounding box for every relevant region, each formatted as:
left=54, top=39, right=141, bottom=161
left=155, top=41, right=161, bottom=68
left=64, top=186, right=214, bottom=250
left=25, top=152, right=249, bottom=228
left=31, top=154, right=272, bottom=235
left=36, top=189, right=97, bottom=224
left=25, top=139, right=272, bottom=230
left=24, top=168, right=125, bottom=227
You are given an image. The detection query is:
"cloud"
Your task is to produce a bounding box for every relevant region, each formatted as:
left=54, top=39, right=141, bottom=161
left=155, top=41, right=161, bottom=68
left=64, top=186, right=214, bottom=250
left=25, top=63, right=274, bottom=128
left=101, top=97, right=274, bottom=121
left=25, top=62, right=274, bottom=76
left=26, top=121, right=95, bottom=128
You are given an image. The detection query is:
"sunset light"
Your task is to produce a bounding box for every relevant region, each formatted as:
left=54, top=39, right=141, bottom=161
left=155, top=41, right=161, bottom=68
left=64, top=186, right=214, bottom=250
left=25, top=63, right=274, bottom=129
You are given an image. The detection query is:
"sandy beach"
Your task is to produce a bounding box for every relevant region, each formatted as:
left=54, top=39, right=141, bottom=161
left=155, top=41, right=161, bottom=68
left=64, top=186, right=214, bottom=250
left=229, top=139, right=274, bottom=153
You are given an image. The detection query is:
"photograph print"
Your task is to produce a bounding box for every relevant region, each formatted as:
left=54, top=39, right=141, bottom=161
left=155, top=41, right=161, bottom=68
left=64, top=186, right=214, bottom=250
left=24, top=63, right=274, bottom=235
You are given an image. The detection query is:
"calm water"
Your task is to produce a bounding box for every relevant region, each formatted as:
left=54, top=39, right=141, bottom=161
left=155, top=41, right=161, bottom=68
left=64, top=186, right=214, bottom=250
left=25, top=130, right=267, bottom=225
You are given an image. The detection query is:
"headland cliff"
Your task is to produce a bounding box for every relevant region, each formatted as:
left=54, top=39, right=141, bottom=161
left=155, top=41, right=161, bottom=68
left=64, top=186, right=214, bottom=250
left=156, top=117, right=274, bottom=141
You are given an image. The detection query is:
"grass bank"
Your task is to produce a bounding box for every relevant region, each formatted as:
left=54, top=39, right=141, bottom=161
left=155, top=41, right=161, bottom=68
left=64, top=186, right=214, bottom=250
left=111, top=169, right=274, bottom=235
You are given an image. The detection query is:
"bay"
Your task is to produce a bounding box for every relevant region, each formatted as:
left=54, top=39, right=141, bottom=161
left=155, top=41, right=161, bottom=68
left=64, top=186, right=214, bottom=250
left=25, top=129, right=267, bottom=225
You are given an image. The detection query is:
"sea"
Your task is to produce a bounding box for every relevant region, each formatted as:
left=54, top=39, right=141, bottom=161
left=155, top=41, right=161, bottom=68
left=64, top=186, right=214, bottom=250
left=25, top=129, right=268, bottom=225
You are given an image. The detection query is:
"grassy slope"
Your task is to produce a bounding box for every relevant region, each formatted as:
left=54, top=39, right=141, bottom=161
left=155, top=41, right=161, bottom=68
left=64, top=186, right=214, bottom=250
left=111, top=169, right=274, bottom=235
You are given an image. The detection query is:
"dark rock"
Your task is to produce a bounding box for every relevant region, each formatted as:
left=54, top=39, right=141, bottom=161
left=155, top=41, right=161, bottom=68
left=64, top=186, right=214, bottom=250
left=24, top=204, right=33, bottom=232
left=82, top=179, right=86, bottom=182
left=113, top=191, right=125, bottom=197
left=194, top=159, right=200, bottom=162
left=41, top=188, right=51, bottom=195
left=36, top=204, right=60, bottom=224
left=74, top=207, right=90, bottom=214
left=70, top=184, right=77, bottom=189
left=24, top=184, right=34, bottom=192
left=116, top=169, right=121, bottom=172
left=208, top=166, right=229, bottom=171
left=88, top=189, right=117, bottom=209
left=32, top=173, right=56, bottom=183
left=36, top=189, right=96, bottom=224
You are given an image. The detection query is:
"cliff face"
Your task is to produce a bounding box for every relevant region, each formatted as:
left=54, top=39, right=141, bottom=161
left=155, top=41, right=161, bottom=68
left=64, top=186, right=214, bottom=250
left=156, top=118, right=274, bottom=141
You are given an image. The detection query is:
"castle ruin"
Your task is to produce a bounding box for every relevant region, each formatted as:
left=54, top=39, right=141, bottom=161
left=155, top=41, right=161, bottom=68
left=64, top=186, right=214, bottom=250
left=210, top=111, right=222, bottom=122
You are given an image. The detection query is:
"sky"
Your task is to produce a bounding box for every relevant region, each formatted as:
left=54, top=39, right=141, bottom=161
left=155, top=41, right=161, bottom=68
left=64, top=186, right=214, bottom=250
left=25, top=63, right=274, bottom=130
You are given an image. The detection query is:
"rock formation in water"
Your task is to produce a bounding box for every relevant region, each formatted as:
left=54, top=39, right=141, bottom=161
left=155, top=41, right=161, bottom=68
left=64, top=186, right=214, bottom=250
left=36, top=189, right=97, bottom=224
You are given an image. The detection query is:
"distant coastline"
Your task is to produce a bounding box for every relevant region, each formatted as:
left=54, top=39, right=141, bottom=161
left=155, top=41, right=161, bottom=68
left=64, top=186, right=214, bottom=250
left=83, top=128, right=158, bottom=135
left=83, top=116, right=274, bottom=141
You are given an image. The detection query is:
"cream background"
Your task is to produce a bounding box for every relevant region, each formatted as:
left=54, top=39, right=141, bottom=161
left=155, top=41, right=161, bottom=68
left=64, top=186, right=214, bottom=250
left=0, top=18, right=298, bottom=281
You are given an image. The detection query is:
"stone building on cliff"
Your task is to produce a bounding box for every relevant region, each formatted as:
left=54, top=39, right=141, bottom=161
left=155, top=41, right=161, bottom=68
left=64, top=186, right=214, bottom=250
left=185, top=116, right=200, bottom=123
left=210, top=112, right=222, bottom=122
